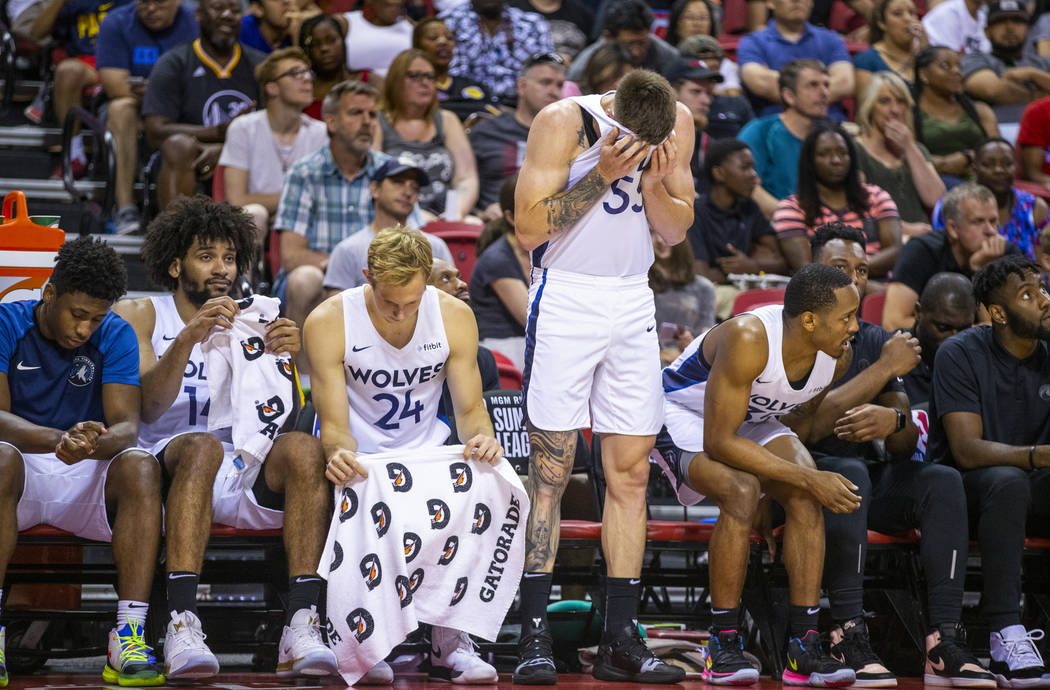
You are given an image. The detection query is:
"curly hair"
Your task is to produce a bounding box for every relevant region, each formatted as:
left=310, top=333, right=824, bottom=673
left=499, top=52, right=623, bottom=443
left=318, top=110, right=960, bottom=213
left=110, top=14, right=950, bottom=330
left=972, top=254, right=1040, bottom=309
left=142, top=195, right=256, bottom=292
left=50, top=235, right=127, bottom=302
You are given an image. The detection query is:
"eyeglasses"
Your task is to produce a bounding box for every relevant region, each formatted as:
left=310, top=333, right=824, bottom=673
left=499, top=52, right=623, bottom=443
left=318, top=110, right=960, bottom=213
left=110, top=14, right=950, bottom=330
left=522, top=52, right=566, bottom=71
left=275, top=67, right=315, bottom=81
left=406, top=70, right=437, bottom=83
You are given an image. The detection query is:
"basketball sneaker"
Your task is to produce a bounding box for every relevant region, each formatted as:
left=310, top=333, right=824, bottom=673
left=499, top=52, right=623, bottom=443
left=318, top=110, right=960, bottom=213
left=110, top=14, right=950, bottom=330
left=704, top=629, right=760, bottom=685
left=783, top=630, right=855, bottom=687
left=359, top=660, right=394, bottom=684
left=652, top=432, right=703, bottom=506
left=103, top=619, right=164, bottom=686
left=988, top=626, right=1050, bottom=688
left=276, top=606, right=338, bottom=678
left=0, top=625, right=8, bottom=688
left=164, top=610, right=219, bottom=679
left=514, top=617, right=557, bottom=685
left=592, top=622, right=686, bottom=683
left=829, top=617, right=896, bottom=687
left=428, top=626, right=498, bottom=684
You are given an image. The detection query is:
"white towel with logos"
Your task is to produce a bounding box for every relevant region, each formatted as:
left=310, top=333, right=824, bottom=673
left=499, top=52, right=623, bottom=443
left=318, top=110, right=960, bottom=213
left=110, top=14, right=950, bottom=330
left=320, top=445, right=529, bottom=686
left=201, top=295, right=299, bottom=465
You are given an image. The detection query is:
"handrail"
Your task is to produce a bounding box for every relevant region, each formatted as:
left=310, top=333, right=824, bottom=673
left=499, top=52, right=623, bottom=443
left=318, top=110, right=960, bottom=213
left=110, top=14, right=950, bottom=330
left=60, top=103, right=115, bottom=216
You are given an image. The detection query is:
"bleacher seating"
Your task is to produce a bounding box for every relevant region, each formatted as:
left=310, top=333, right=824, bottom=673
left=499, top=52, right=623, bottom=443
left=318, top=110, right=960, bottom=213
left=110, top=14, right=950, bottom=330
left=423, top=220, right=482, bottom=282
left=731, top=287, right=786, bottom=315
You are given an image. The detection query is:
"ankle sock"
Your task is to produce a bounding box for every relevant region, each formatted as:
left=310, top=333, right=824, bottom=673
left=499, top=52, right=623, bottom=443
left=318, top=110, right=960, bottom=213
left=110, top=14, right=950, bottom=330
left=167, top=571, right=199, bottom=617
left=117, top=600, right=149, bottom=630
left=287, top=575, right=323, bottom=625
left=789, top=604, right=819, bottom=639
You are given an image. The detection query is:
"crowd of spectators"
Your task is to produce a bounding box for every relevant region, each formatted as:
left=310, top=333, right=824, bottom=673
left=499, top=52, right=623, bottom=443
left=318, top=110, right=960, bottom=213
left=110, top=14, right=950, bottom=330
left=7, top=0, right=1050, bottom=678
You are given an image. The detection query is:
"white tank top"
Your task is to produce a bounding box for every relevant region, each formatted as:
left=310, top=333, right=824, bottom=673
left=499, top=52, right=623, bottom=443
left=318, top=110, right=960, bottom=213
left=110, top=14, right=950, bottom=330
left=533, top=93, right=657, bottom=277
left=341, top=285, right=450, bottom=454
left=138, top=295, right=213, bottom=448
left=663, top=305, right=837, bottom=424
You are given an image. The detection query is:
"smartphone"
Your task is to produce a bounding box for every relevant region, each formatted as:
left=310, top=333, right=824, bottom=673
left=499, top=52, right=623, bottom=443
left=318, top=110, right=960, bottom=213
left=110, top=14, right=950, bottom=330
left=658, top=322, right=678, bottom=342
left=127, top=76, right=146, bottom=86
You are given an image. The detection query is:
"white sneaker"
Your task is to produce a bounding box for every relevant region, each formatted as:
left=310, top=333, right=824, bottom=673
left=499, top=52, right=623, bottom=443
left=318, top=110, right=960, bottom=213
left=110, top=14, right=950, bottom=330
left=276, top=606, right=338, bottom=678
left=164, top=611, right=219, bottom=679
left=429, top=626, right=498, bottom=684
left=360, top=659, right=395, bottom=684
left=990, top=626, right=1050, bottom=688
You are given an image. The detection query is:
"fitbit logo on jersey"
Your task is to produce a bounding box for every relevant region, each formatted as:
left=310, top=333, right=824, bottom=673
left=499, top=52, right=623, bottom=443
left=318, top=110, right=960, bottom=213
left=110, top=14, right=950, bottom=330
left=346, top=362, right=444, bottom=388
left=417, top=341, right=443, bottom=353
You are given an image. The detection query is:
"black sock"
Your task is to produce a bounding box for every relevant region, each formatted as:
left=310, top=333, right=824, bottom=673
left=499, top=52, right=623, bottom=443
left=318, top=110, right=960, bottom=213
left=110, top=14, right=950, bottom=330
left=711, top=605, right=741, bottom=633
left=520, top=572, right=553, bottom=632
left=789, top=604, right=819, bottom=639
left=604, top=577, right=640, bottom=636
left=287, top=575, right=323, bottom=625
left=167, top=571, right=199, bottom=616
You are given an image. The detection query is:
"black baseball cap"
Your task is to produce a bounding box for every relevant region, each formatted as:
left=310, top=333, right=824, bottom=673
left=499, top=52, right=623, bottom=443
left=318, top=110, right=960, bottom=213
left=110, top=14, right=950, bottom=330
left=374, top=157, right=428, bottom=185
left=661, top=57, right=724, bottom=84
left=988, top=0, right=1029, bottom=23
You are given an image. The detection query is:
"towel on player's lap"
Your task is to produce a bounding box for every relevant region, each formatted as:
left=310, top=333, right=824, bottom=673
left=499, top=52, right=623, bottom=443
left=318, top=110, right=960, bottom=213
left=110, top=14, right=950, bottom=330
left=201, top=295, right=298, bottom=465
left=320, top=445, right=529, bottom=686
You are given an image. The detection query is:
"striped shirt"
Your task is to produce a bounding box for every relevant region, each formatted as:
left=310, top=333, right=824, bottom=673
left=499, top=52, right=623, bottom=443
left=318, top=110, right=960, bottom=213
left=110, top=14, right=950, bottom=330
left=274, top=146, right=423, bottom=254
left=773, top=183, right=899, bottom=256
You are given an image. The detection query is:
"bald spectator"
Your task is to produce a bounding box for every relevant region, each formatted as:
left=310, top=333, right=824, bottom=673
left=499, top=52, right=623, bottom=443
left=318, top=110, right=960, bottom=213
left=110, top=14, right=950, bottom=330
left=737, top=0, right=853, bottom=119
left=903, top=272, right=977, bottom=408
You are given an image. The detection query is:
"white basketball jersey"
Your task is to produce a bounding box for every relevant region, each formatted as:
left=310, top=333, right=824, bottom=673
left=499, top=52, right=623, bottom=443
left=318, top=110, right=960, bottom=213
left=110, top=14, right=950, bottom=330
left=138, top=295, right=212, bottom=448
left=342, top=285, right=450, bottom=454
left=663, top=305, right=837, bottom=424
left=533, top=93, right=657, bottom=277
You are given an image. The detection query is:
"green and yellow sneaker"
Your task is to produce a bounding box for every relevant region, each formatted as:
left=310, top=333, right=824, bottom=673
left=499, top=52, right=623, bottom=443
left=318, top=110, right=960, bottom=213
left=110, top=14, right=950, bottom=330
left=102, top=620, right=164, bottom=687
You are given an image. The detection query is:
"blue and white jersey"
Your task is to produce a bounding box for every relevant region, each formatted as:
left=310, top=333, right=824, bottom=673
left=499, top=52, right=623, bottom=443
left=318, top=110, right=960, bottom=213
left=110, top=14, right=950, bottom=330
left=138, top=295, right=218, bottom=448
left=0, top=300, right=139, bottom=430
left=532, top=93, right=657, bottom=278
left=662, top=305, right=836, bottom=451
left=341, top=285, right=450, bottom=454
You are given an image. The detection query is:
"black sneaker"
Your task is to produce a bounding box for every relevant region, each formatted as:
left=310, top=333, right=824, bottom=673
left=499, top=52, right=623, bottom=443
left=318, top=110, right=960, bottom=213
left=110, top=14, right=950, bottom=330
left=704, top=629, right=759, bottom=685
left=514, top=619, right=557, bottom=685
left=783, top=630, right=855, bottom=687
left=592, top=623, right=685, bottom=684
left=829, top=617, right=896, bottom=687
left=924, top=628, right=997, bottom=688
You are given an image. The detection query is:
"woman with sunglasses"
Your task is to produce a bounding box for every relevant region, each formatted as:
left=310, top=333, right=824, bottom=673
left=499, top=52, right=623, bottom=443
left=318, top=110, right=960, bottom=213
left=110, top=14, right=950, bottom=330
left=376, top=48, right=480, bottom=220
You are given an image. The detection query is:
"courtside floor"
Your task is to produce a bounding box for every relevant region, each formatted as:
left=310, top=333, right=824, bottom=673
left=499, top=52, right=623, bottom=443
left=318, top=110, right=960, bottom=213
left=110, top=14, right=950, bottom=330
left=1, top=673, right=929, bottom=689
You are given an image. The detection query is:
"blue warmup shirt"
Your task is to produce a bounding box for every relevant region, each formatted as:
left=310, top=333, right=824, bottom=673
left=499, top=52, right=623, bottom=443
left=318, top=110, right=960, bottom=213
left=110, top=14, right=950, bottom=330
left=0, top=301, right=140, bottom=430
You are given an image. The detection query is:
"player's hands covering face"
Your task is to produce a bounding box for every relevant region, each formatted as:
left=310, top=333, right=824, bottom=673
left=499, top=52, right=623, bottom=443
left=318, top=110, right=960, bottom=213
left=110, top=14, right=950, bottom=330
left=595, top=128, right=649, bottom=184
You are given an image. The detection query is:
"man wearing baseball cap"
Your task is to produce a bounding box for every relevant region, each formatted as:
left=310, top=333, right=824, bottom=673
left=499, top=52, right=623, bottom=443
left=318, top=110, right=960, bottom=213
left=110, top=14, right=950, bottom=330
left=679, top=35, right=756, bottom=139
left=324, top=158, right=455, bottom=295
left=962, top=0, right=1050, bottom=111
left=662, top=56, right=723, bottom=193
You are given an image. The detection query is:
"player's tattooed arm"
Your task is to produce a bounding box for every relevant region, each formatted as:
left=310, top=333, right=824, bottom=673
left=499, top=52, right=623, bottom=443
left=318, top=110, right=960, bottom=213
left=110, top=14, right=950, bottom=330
left=524, top=427, right=576, bottom=572
left=540, top=167, right=608, bottom=236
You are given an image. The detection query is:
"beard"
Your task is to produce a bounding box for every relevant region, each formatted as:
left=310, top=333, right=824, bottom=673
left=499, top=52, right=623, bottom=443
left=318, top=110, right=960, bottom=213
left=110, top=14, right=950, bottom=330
left=1004, top=304, right=1050, bottom=341
left=181, top=276, right=229, bottom=307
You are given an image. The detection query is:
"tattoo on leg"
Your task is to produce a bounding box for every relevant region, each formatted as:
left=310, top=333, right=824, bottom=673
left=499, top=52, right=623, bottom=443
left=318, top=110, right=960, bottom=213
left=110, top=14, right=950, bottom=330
left=524, top=427, right=576, bottom=571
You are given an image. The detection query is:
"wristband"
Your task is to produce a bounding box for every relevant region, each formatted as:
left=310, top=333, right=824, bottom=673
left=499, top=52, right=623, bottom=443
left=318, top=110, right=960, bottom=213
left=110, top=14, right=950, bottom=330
left=1030, top=445, right=1037, bottom=471
left=894, top=408, right=906, bottom=433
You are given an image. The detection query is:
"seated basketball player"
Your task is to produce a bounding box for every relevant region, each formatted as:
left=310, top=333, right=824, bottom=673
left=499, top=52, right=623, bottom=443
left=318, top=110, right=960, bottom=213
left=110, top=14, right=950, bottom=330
left=113, top=196, right=337, bottom=680
left=653, top=263, right=862, bottom=687
left=0, top=236, right=164, bottom=687
left=305, top=226, right=504, bottom=685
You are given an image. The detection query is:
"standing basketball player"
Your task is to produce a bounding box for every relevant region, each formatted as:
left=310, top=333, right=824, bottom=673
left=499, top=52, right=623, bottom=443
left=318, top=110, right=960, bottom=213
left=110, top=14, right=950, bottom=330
left=305, top=226, right=505, bottom=685
left=653, top=264, right=862, bottom=687
left=512, top=69, right=694, bottom=684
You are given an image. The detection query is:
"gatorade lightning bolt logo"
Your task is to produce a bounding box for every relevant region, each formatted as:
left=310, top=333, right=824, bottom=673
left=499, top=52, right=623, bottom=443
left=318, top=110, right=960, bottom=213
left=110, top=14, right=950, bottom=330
left=471, top=503, right=492, bottom=535
left=449, top=462, right=473, bottom=492
left=339, top=487, right=358, bottom=522
left=437, top=535, right=459, bottom=565
left=387, top=463, right=413, bottom=492
left=371, top=502, right=391, bottom=538
left=450, top=576, right=468, bottom=606
left=347, top=608, right=374, bottom=642
left=403, top=532, right=422, bottom=563
left=255, top=395, right=285, bottom=422
left=427, top=498, right=450, bottom=529
left=240, top=336, right=266, bottom=361
left=329, top=542, right=344, bottom=571
left=360, top=553, right=382, bottom=590
left=277, top=359, right=295, bottom=382
left=396, top=568, right=425, bottom=608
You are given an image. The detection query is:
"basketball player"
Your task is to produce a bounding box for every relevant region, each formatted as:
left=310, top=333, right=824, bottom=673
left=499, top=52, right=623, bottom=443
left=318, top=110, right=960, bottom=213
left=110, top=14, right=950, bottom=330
left=113, top=196, right=337, bottom=680
left=653, top=263, right=863, bottom=687
left=512, top=69, right=694, bottom=684
left=0, top=236, right=163, bottom=687
left=305, top=226, right=505, bottom=685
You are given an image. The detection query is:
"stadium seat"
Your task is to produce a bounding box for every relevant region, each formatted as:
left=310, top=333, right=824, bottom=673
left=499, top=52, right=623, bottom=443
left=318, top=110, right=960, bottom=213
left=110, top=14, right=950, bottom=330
left=731, top=287, right=785, bottom=315
left=490, top=349, right=523, bottom=390
left=424, top=221, right=482, bottom=282
left=212, top=163, right=226, bottom=201
left=861, top=292, right=886, bottom=326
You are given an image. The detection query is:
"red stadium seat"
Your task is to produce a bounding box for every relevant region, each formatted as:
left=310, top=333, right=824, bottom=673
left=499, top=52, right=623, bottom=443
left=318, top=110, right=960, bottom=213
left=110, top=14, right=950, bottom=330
left=731, top=287, right=785, bottom=315
left=861, top=292, right=886, bottom=326
left=424, top=221, right=482, bottom=282
left=212, top=163, right=227, bottom=201
left=491, top=350, right=523, bottom=390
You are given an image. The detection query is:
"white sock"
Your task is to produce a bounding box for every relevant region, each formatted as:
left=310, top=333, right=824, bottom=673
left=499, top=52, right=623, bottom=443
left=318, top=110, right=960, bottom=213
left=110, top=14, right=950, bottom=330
left=116, top=600, right=149, bottom=630
left=70, top=133, right=86, bottom=163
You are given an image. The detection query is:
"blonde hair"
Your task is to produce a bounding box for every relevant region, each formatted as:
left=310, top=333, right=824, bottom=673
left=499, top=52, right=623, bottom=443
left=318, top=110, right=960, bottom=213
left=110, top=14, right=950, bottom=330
left=856, top=72, right=915, bottom=137
left=367, top=225, right=433, bottom=286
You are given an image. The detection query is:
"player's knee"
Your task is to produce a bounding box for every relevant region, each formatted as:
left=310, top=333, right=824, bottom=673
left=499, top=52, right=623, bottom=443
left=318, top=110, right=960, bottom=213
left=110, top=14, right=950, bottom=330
left=106, top=97, right=140, bottom=130
left=160, top=133, right=199, bottom=167
left=606, top=457, right=650, bottom=493
left=113, top=449, right=162, bottom=494
left=166, top=432, right=223, bottom=476
left=718, top=473, right=762, bottom=523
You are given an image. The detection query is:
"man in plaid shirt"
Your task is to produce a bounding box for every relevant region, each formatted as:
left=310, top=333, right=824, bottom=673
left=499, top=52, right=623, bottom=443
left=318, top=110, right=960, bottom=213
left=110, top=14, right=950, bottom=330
left=274, top=79, right=422, bottom=339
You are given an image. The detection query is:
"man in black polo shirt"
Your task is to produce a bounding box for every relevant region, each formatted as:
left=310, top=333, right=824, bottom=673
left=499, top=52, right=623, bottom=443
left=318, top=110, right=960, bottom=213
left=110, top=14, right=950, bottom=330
left=883, top=183, right=1018, bottom=331
left=801, top=223, right=994, bottom=689
left=691, top=138, right=786, bottom=320
left=901, top=272, right=976, bottom=408
left=930, top=255, right=1050, bottom=688
left=142, top=0, right=264, bottom=211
